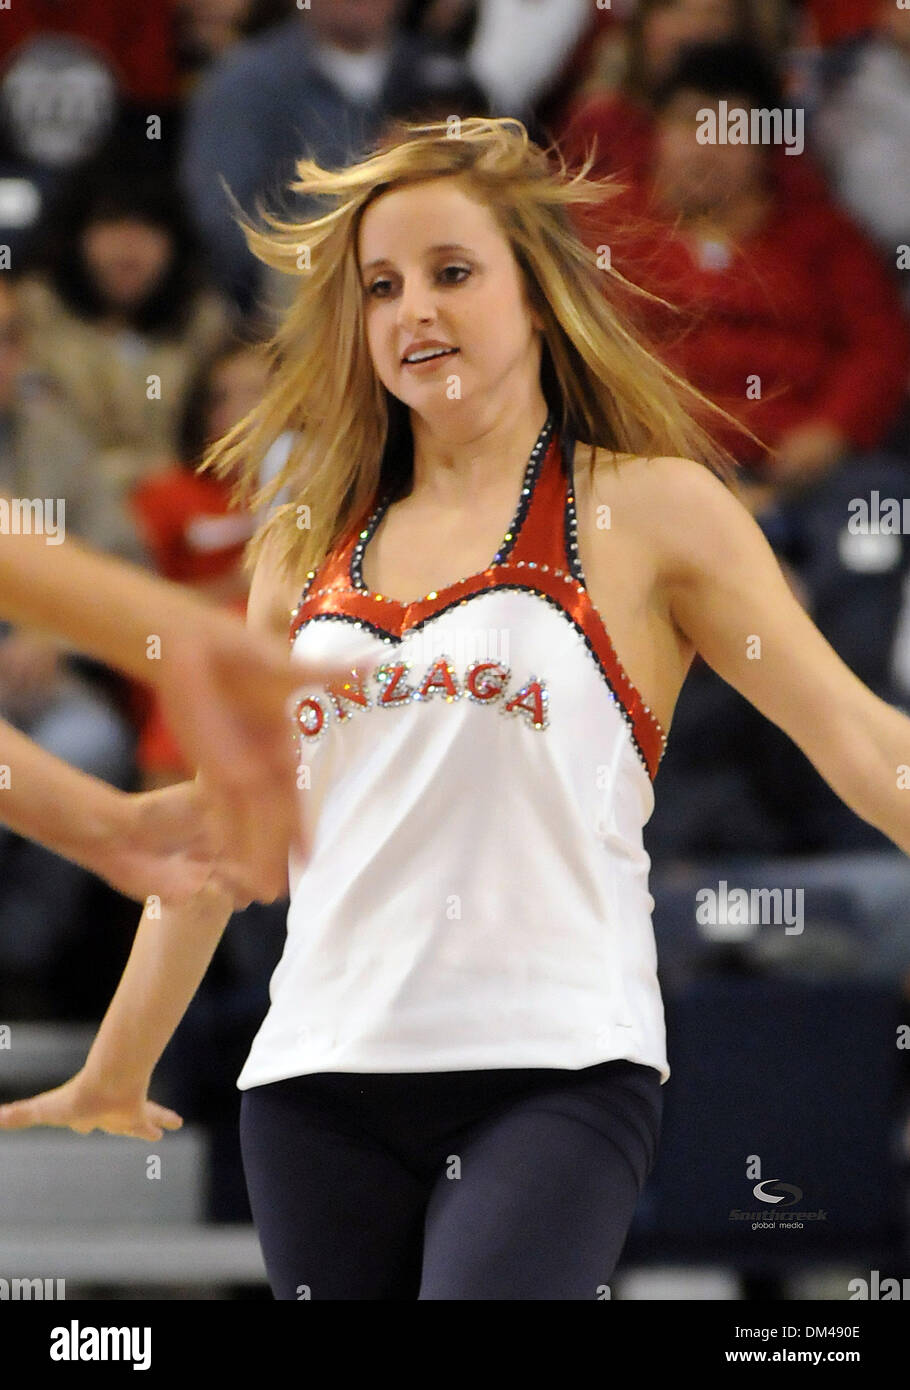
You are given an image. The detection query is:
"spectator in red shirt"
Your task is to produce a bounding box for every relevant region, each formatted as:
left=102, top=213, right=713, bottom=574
left=598, top=40, right=910, bottom=860
left=558, top=0, right=779, bottom=181
left=617, top=40, right=910, bottom=483
left=130, top=339, right=269, bottom=786
left=556, top=0, right=837, bottom=224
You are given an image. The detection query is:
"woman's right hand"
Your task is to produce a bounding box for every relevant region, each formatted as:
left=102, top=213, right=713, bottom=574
left=0, top=1069, right=183, bottom=1141
left=94, top=776, right=267, bottom=911
left=155, top=613, right=378, bottom=905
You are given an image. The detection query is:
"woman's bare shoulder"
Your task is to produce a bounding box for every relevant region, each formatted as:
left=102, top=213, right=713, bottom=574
left=581, top=443, right=727, bottom=487
left=574, top=447, right=751, bottom=587
left=579, top=445, right=737, bottom=519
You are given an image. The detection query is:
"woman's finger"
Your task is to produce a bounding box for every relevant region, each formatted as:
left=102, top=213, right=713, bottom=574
left=148, top=1103, right=184, bottom=1131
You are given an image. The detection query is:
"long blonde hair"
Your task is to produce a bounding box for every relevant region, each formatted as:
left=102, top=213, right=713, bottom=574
left=200, top=115, right=745, bottom=590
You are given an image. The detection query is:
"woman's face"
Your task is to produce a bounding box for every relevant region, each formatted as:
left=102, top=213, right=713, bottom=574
left=642, top=0, right=740, bottom=87
left=80, top=217, right=174, bottom=313
left=357, top=177, right=543, bottom=423
left=206, top=349, right=271, bottom=440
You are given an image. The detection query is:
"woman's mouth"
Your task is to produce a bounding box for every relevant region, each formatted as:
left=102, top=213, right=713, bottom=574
left=401, top=347, right=460, bottom=371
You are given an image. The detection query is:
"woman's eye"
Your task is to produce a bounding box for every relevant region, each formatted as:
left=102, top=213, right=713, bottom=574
left=365, top=265, right=471, bottom=297
left=438, top=264, right=470, bottom=285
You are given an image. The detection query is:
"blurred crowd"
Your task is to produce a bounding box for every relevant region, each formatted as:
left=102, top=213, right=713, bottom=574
left=0, top=0, right=907, bottom=1222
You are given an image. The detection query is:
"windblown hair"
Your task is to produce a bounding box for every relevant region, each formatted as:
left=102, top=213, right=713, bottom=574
left=199, top=115, right=747, bottom=591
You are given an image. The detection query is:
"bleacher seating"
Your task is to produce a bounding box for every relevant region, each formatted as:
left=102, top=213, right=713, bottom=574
left=0, top=1022, right=266, bottom=1290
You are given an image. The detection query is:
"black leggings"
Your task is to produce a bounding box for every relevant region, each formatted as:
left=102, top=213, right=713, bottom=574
left=239, top=1058, right=663, bottom=1300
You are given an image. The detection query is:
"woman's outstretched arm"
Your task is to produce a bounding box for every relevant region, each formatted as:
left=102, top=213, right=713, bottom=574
left=0, top=719, right=234, bottom=905
left=656, top=458, right=910, bottom=856
left=0, top=878, right=236, bottom=1139
left=0, top=511, right=312, bottom=902
left=0, top=537, right=307, bottom=1139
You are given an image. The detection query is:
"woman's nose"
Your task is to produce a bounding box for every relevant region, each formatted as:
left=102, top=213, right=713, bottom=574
left=395, top=276, right=436, bottom=328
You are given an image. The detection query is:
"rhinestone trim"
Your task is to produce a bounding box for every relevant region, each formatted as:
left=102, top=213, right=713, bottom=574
left=562, top=434, right=587, bottom=584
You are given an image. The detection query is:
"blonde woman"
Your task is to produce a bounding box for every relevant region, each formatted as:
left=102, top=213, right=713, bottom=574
left=1, top=118, right=907, bottom=1301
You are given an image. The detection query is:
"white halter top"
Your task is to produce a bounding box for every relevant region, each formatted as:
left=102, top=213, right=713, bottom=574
left=237, top=412, right=669, bottom=1086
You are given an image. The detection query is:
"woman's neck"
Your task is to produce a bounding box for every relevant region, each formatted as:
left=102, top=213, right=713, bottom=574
left=408, top=396, right=550, bottom=510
